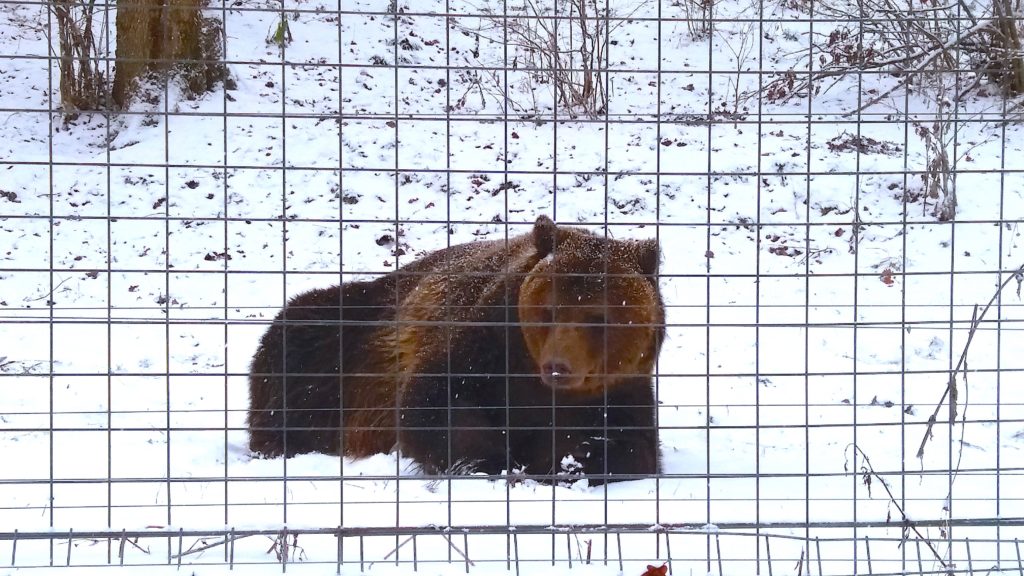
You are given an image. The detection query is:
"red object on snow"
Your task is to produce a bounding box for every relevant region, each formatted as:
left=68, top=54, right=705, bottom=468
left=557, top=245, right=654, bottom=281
left=642, top=563, right=668, bottom=576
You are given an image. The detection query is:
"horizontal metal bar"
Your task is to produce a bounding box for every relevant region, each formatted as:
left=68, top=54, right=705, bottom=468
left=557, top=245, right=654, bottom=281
left=3, top=517, right=1023, bottom=542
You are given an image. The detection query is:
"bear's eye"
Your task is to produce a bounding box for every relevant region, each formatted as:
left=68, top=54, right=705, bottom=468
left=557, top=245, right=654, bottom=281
left=584, top=314, right=608, bottom=348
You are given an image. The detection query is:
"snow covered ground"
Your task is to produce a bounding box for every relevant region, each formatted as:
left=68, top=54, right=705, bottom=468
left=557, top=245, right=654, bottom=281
left=1, top=0, right=1023, bottom=573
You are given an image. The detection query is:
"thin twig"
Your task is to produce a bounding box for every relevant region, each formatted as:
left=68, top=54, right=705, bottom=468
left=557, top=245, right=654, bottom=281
left=27, top=276, right=71, bottom=302
left=847, top=444, right=948, bottom=567
left=851, top=20, right=994, bottom=116
left=442, top=533, right=475, bottom=567
left=368, top=534, right=416, bottom=569
left=124, top=536, right=149, bottom=555
left=170, top=534, right=257, bottom=559
left=916, top=262, right=1024, bottom=459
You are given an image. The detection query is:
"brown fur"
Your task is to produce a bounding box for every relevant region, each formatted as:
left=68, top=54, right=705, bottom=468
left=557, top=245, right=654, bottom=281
left=248, top=216, right=664, bottom=482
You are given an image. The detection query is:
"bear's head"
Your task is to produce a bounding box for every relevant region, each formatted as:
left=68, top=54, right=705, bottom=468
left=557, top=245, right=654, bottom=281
left=518, top=215, right=664, bottom=396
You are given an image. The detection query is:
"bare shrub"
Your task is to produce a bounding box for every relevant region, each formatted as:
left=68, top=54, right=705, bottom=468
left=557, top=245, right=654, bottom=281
left=756, top=0, right=1024, bottom=107
left=672, top=0, right=716, bottom=40
left=985, top=0, right=1024, bottom=95
left=913, top=101, right=957, bottom=222
left=751, top=0, right=1021, bottom=222
left=510, top=0, right=611, bottom=115
left=907, top=75, right=996, bottom=222
left=47, top=0, right=228, bottom=113
left=716, top=19, right=755, bottom=115
left=49, top=0, right=109, bottom=114
left=458, top=0, right=651, bottom=116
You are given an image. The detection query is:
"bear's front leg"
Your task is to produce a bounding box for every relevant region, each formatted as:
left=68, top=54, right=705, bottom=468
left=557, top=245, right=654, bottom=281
left=507, top=426, right=611, bottom=483
left=546, top=398, right=660, bottom=484
left=562, top=427, right=660, bottom=484
left=399, top=374, right=511, bottom=476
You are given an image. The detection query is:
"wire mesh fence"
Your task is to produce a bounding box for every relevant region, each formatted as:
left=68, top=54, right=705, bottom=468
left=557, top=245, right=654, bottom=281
left=4, top=523, right=1024, bottom=574
left=1, top=0, right=1023, bottom=573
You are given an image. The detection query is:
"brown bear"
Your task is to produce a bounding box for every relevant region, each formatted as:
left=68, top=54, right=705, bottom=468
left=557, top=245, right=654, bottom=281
left=247, top=215, right=664, bottom=483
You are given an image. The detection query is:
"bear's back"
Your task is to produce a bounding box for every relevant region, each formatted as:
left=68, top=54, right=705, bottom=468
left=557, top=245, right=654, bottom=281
left=394, top=232, right=538, bottom=322
left=387, top=231, right=540, bottom=382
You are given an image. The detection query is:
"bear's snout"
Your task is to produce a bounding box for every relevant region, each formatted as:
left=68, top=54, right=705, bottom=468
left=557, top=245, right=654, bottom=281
left=540, top=359, right=580, bottom=388
left=541, top=359, right=571, bottom=379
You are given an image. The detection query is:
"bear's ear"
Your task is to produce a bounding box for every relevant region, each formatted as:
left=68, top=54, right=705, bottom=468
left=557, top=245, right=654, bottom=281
left=636, top=238, right=660, bottom=276
left=532, top=215, right=557, bottom=258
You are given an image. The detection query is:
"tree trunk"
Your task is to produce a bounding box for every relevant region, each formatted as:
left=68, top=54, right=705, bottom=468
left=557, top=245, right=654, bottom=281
left=111, top=0, right=153, bottom=107
left=112, top=0, right=226, bottom=108
left=992, top=0, right=1024, bottom=94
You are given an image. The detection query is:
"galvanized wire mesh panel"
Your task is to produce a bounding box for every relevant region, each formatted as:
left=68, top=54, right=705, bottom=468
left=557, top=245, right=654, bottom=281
left=3, top=524, right=1024, bottom=574
left=1, top=0, right=1023, bottom=573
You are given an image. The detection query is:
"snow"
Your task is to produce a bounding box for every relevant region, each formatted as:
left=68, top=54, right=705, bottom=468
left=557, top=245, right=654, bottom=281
left=1, top=0, right=1023, bottom=573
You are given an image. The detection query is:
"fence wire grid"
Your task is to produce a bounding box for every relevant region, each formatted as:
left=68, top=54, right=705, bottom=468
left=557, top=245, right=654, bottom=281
left=1, top=0, right=1023, bottom=574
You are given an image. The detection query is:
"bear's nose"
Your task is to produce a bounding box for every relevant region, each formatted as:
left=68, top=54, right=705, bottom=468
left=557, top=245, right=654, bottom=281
left=540, top=360, right=573, bottom=387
